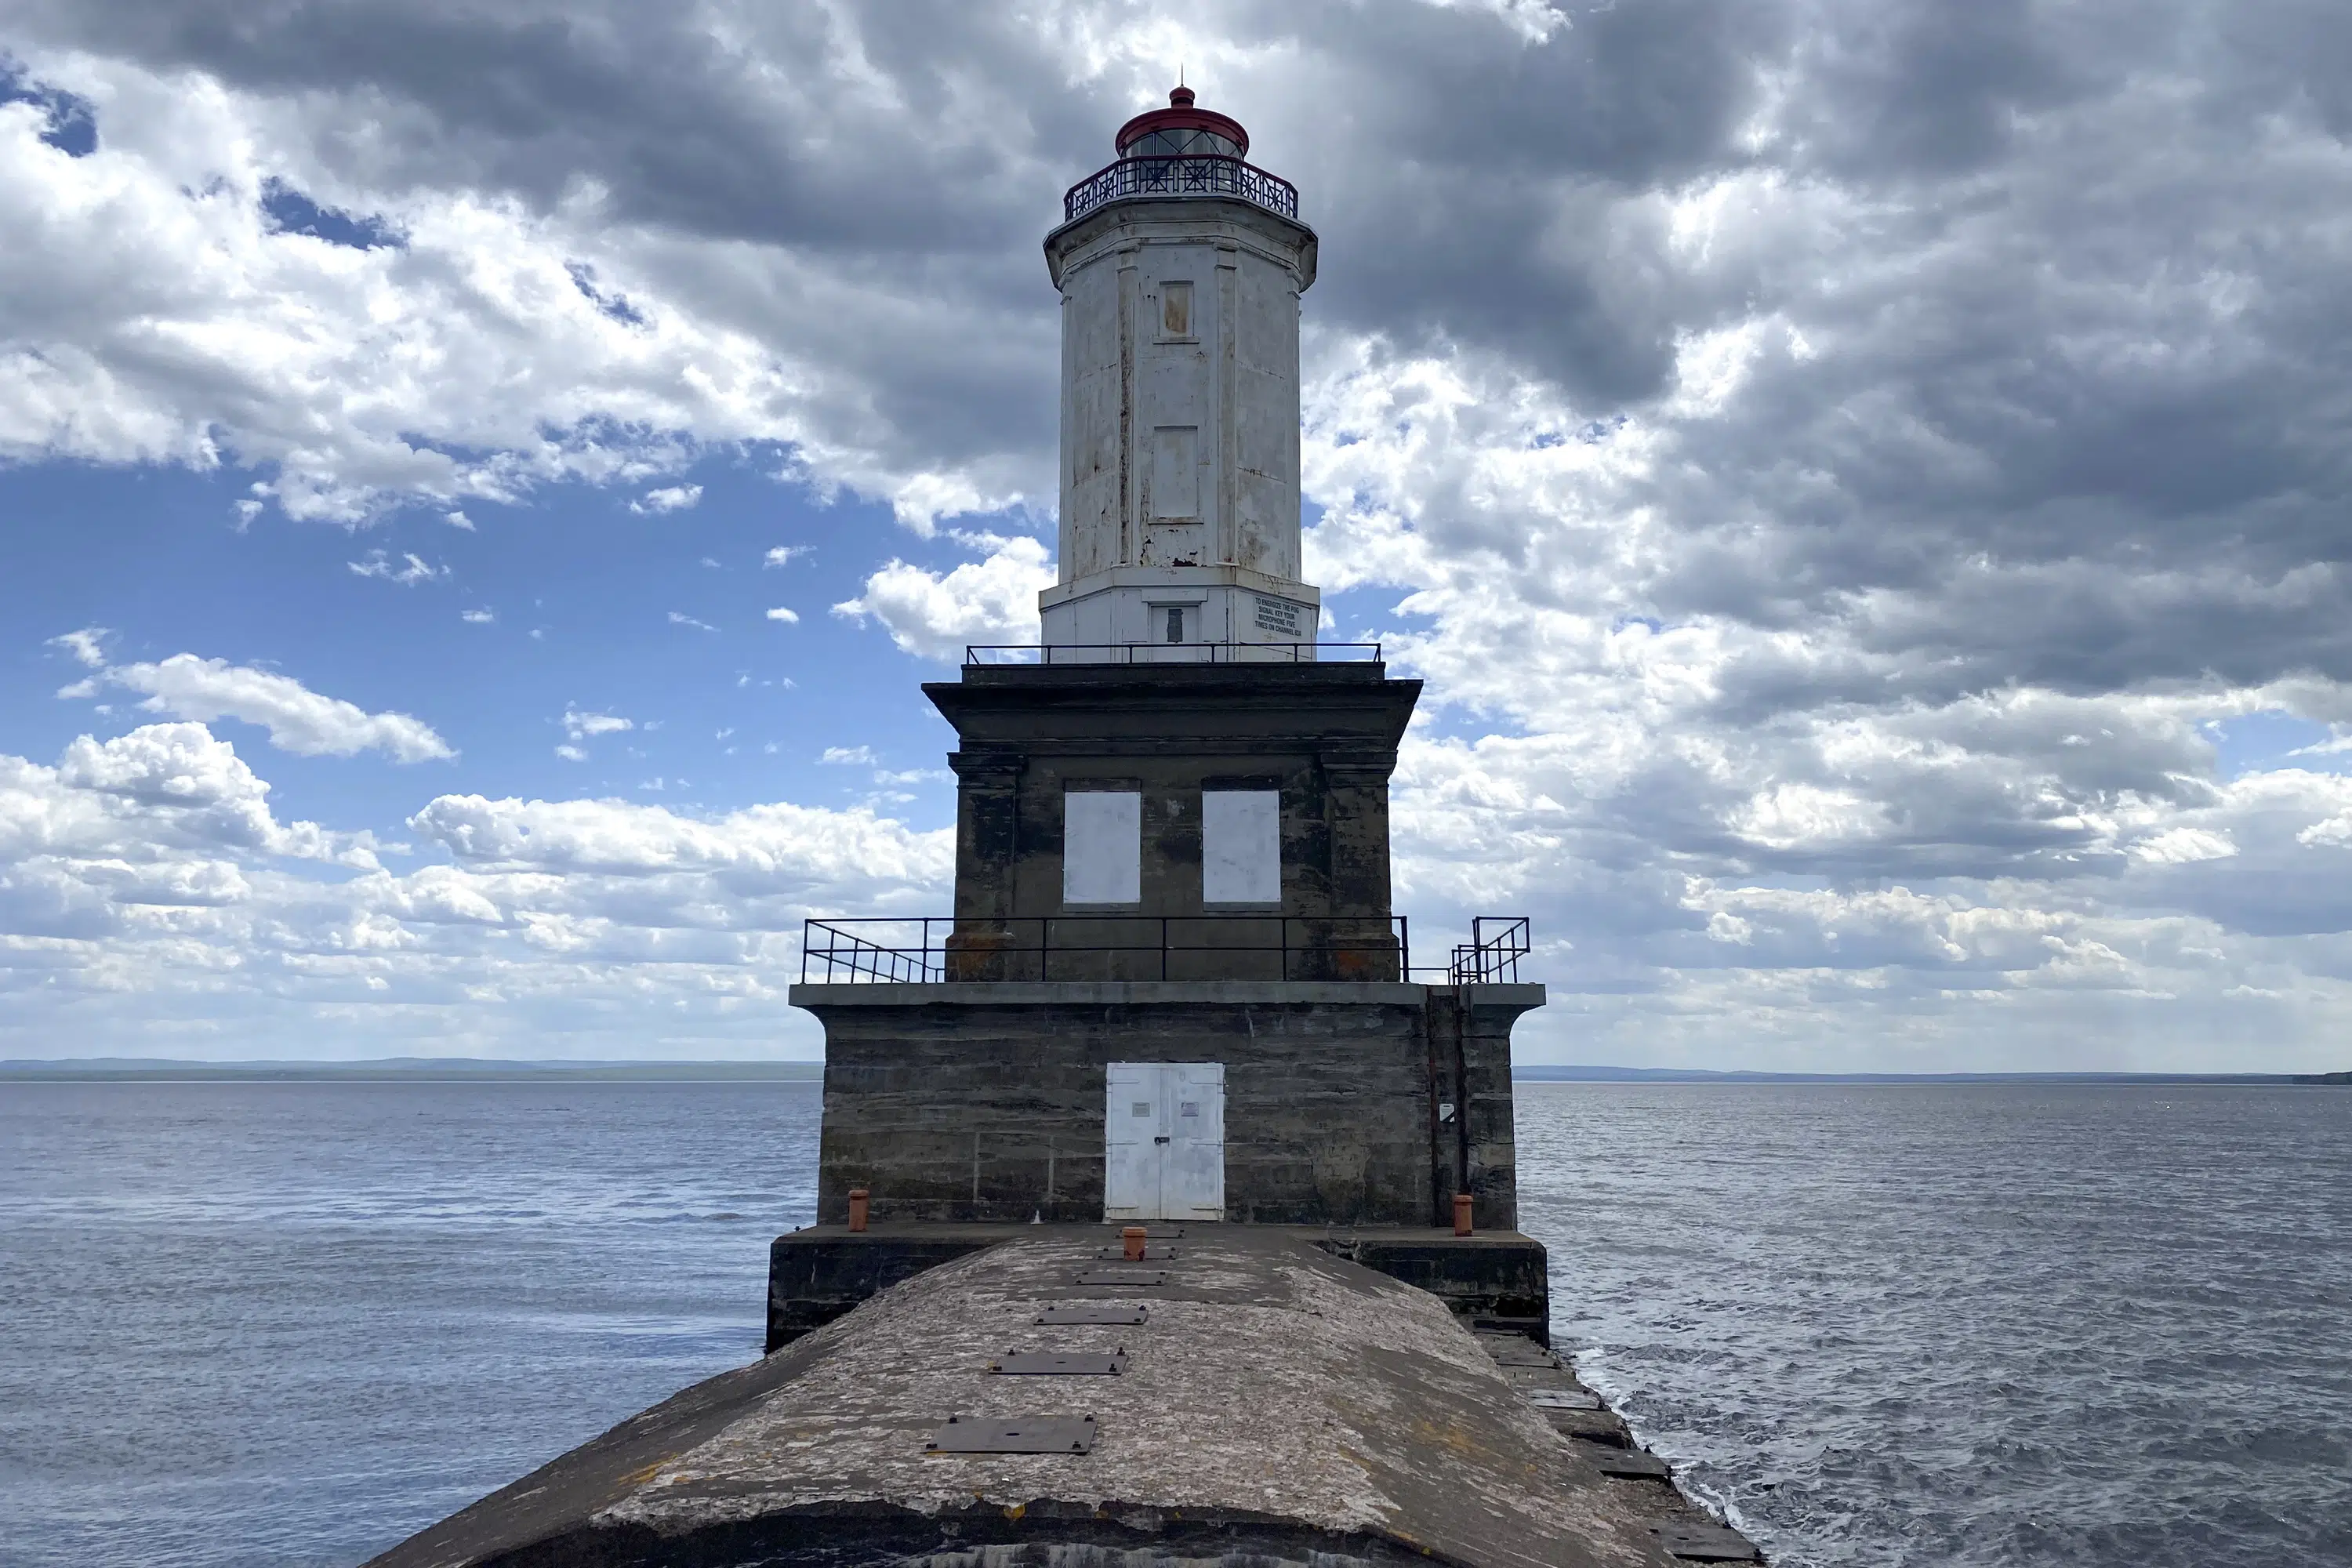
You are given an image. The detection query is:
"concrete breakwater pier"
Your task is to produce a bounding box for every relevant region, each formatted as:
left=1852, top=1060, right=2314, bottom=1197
left=367, top=90, right=1762, bottom=1568
left=366, top=1229, right=1759, bottom=1568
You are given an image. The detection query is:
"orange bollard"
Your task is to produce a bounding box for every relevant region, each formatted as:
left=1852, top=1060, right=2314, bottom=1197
left=1123, top=1225, right=1148, bottom=1261
left=848, top=1188, right=869, bottom=1232
left=1453, top=1192, right=1474, bottom=1237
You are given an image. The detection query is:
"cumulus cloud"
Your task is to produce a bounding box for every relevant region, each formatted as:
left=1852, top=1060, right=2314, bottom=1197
left=833, top=533, right=1054, bottom=660
left=347, top=550, right=446, bottom=585
left=764, top=606, right=800, bottom=624
left=561, top=708, right=631, bottom=740
left=630, top=483, right=702, bottom=514
left=49, top=626, right=108, bottom=667
left=0, top=24, right=1059, bottom=525
left=9, top=2, right=2352, bottom=1063
left=0, top=724, right=949, bottom=1058
left=763, top=546, right=808, bottom=568
left=666, top=611, right=719, bottom=633
left=61, top=652, right=453, bottom=762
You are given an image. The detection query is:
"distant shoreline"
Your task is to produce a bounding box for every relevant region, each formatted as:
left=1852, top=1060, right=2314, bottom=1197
left=1513, top=1065, right=2343, bottom=1085
left=0, top=1058, right=825, bottom=1083
left=1, top=1058, right=2340, bottom=1084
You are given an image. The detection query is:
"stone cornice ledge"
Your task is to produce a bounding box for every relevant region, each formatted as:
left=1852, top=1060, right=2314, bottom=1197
left=789, top=981, right=1545, bottom=1008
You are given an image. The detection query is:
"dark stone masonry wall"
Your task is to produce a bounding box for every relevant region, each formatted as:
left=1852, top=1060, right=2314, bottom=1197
left=927, top=662, right=1421, bottom=982
left=794, top=980, right=1541, bottom=1230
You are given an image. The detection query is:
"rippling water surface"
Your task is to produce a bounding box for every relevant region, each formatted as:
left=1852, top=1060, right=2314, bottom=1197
left=0, top=1080, right=820, bottom=1567
left=1516, top=1083, right=2352, bottom=1567
left=2, top=1078, right=2347, bottom=1566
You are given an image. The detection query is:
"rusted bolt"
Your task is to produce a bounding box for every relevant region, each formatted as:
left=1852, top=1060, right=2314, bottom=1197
left=848, top=1188, right=869, bottom=1232
left=1453, top=1192, right=1474, bottom=1237
left=1122, top=1225, right=1148, bottom=1261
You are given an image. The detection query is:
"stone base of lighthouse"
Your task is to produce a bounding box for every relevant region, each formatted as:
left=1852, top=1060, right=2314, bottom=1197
left=764, top=1222, right=1552, bottom=1355
left=795, top=981, right=1538, bottom=1229
left=775, top=978, right=1546, bottom=1349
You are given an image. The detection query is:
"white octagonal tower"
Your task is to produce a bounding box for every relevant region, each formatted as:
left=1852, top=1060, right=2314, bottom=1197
left=1039, top=87, right=1321, bottom=658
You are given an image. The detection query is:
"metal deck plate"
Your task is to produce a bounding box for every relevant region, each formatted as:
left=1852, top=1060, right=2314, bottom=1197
left=990, top=1351, right=1127, bottom=1375
left=1592, top=1449, right=1671, bottom=1479
left=1094, top=1245, right=1178, bottom=1260
left=1075, top=1269, right=1169, bottom=1287
left=1654, top=1524, right=1759, bottom=1562
left=927, top=1415, right=1098, bottom=1454
left=1524, top=1388, right=1602, bottom=1410
left=1036, top=1305, right=1148, bottom=1325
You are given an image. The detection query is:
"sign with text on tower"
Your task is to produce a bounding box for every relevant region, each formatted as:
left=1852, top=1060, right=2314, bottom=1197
left=1104, top=1062, right=1225, bottom=1221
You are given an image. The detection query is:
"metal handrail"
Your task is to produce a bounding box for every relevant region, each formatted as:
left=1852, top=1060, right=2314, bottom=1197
left=1064, top=154, right=1299, bottom=223
left=1448, top=916, right=1531, bottom=985
left=801, top=915, right=1410, bottom=985
left=964, top=642, right=1380, bottom=666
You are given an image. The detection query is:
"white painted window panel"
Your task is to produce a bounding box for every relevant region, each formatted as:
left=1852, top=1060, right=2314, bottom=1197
left=1202, top=790, right=1281, bottom=905
left=1064, top=790, right=1141, bottom=905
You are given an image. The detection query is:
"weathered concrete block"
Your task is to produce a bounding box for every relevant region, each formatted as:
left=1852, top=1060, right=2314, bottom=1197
left=766, top=1224, right=1554, bottom=1355
left=925, top=662, right=1421, bottom=983
left=792, top=980, right=1541, bottom=1230
left=764, top=1225, right=1022, bottom=1352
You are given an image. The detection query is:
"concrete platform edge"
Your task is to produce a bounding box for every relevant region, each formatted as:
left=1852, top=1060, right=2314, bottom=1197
left=766, top=1223, right=1549, bottom=1353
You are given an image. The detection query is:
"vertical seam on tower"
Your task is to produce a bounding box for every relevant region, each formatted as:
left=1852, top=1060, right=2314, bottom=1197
left=1218, top=242, right=1240, bottom=570
left=1117, top=249, right=1138, bottom=567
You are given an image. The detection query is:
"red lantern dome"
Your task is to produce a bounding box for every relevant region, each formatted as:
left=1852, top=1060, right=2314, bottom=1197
left=1114, top=86, right=1250, bottom=160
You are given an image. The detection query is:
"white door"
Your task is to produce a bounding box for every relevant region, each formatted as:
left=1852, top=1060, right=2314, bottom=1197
left=1163, top=1064, right=1225, bottom=1219
left=1104, top=1063, right=1159, bottom=1221
left=1103, top=1062, right=1225, bottom=1221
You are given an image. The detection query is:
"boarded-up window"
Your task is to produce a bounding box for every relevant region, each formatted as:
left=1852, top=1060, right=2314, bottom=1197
left=1064, top=789, right=1142, bottom=904
left=1202, top=790, right=1280, bottom=904
left=1160, top=280, right=1192, bottom=339
left=1151, top=426, right=1198, bottom=520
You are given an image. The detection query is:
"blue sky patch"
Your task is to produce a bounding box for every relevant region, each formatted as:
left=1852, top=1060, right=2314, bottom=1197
left=259, top=178, right=404, bottom=249
left=1, top=58, right=96, bottom=156
left=566, top=262, right=647, bottom=326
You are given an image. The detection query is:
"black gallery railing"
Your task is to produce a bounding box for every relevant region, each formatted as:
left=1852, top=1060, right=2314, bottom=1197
left=800, top=915, right=1534, bottom=986
left=1063, top=154, right=1301, bottom=223
left=1450, top=916, right=1531, bottom=985
left=964, top=642, right=1380, bottom=666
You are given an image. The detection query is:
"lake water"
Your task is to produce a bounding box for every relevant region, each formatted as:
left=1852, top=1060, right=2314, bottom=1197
left=1, top=1078, right=2347, bottom=1566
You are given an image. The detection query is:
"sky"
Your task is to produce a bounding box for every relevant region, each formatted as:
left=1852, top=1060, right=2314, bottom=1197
left=3, top=0, right=2351, bottom=1070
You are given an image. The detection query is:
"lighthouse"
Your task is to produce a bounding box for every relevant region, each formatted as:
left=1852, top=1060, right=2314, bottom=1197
left=369, top=90, right=1767, bottom=1568
left=776, top=89, right=1547, bottom=1342
left=1040, top=86, right=1320, bottom=655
